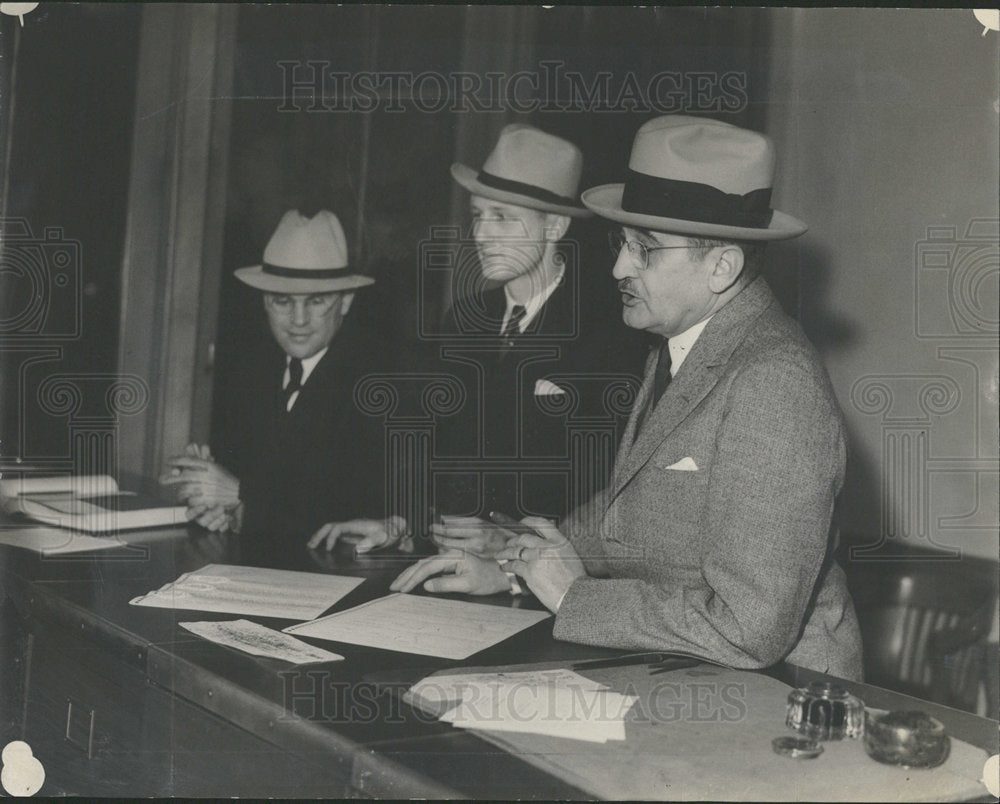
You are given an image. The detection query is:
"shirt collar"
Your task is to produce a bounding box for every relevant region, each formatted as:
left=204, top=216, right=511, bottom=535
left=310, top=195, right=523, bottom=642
left=502, top=268, right=564, bottom=334
left=286, top=346, right=328, bottom=386
left=668, top=316, right=712, bottom=376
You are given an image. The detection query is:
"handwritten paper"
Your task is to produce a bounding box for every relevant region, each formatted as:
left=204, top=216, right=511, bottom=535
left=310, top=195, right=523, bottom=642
left=407, top=668, right=637, bottom=743
left=130, top=564, right=363, bottom=620
left=283, top=593, right=551, bottom=659
left=180, top=619, right=343, bottom=664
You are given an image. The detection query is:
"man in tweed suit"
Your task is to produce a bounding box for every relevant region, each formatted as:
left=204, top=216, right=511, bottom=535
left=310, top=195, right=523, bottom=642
left=393, top=116, right=863, bottom=680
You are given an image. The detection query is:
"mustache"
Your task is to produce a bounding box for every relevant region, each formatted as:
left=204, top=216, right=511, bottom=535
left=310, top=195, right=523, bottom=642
left=618, top=279, right=636, bottom=294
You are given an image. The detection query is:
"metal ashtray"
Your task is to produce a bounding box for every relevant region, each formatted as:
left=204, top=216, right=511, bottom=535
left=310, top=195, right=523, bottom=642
left=863, top=710, right=951, bottom=769
left=772, top=736, right=824, bottom=759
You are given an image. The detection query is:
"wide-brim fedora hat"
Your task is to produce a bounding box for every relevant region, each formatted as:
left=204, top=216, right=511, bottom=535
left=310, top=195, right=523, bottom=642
left=235, top=209, right=375, bottom=293
left=451, top=124, right=592, bottom=218
left=583, top=115, right=806, bottom=241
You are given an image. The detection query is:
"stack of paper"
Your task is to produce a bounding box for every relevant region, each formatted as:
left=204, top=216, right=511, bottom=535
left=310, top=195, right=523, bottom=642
left=0, top=524, right=188, bottom=555
left=0, top=474, right=187, bottom=532
left=407, top=668, right=637, bottom=743
left=130, top=564, right=364, bottom=620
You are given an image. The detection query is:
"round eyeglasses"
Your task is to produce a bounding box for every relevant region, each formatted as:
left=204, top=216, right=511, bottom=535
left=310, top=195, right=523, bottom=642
left=608, top=230, right=691, bottom=271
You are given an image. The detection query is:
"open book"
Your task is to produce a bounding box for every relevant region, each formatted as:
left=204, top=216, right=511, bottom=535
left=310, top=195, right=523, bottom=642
left=0, top=475, right=188, bottom=533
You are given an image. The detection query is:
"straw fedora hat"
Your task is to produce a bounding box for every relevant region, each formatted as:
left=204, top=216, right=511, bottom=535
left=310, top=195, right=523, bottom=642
left=582, top=116, right=806, bottom=241
left=235, top=210, right=375, bottom=293
left=451, top=124, right=592, bottom=218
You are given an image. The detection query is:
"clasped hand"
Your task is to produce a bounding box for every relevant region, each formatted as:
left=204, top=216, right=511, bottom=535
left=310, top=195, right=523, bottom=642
left=160, top=443, right=241, bottom=532
left=390, top=516, right=587, bottom=612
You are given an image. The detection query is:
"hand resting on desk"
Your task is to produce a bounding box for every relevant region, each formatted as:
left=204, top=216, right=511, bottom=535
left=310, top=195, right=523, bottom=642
left=307, top=515, right=410, bottom=554
left=160, top=443, right=242, bottom=532
left=389, top=550, right=510, bottom=595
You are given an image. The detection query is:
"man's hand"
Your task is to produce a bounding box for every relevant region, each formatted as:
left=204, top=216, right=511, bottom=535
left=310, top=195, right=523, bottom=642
left=161, top=443, right=240, bottom=509
left=186, top=501, right=243, bottom=533
left=389, top=550, right=510, bottom=595
left=495, top=516, right=587, bottom=612
left=161, top=444, right=241, bottom=531
left=429, top=515, right=515, bottom=559
left=307, top=515, right=409, bottom=554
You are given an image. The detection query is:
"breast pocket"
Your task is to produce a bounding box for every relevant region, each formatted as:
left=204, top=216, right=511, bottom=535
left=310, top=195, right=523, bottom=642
left=612, top=452, right=710, bottom=565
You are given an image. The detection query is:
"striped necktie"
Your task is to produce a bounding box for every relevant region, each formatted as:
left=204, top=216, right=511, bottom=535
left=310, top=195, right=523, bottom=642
left=501, top=304, right=526, bottom=339
left=283, top=357, right=303, bottom=412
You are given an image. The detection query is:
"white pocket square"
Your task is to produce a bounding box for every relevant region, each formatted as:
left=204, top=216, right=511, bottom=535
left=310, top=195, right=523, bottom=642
left=534, top=379, right=566, bottom=396
left=664, top=457, right=699, bottom=471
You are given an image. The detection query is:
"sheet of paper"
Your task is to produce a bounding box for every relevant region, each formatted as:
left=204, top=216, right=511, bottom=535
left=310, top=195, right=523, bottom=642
left=408, top=668, right=636, bottom=743
left=283, top=592, right=551, bottom=659
left=130, top=564, right=364, bottom=620
left=180, top=619, right=344, bottom=664
left=0, top=525, right=123, bottom=555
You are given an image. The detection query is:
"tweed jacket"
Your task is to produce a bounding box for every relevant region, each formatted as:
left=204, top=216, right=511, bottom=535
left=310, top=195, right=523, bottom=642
left=554, top=278, right=863, bottom=680
left=434, top=280, right=644, bottom=521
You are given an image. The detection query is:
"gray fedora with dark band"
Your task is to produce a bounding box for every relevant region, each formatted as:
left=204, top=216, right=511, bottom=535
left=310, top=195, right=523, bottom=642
left=451, top=124, right=592, bottom=218
left=235, top=210, right=375, bottom=293
left=583, top=115, right=807, bottom=241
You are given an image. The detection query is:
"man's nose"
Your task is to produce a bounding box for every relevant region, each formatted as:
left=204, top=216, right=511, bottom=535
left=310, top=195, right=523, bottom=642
left=472, top=219, right=492, bottom=243
left=291, top=300, right=310, bottom=326
left=611, top=247, right=636, bottom=281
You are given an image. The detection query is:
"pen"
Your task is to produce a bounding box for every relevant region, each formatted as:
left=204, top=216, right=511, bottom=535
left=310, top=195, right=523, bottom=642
left=571, top=652, right=676, bottom=670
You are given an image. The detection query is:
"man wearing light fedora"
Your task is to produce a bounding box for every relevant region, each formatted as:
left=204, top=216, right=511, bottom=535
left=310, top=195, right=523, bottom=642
left=162, top=209, right=405, bottom=555
left=392, top=116, right=863, bottom=679
left=310, top=124, right=643, bottom=559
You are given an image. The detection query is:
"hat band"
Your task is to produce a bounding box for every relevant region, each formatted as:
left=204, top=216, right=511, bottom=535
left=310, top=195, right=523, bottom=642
left=621, top=169, right=773, bottom=229
left=477, top=170, right=578, bottom=208
left=262, top=262, right=352, bottom=279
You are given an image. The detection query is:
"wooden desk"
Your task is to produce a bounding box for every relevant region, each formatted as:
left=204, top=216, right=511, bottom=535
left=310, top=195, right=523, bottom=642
left=2, top=525, right=997, bottom=798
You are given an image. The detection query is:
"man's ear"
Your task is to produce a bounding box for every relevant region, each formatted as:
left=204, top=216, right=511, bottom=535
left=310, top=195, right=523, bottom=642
left=543, top=213, right=571, bottom=242
left=707, top=246, right=745, bottom=294
left=340, top=292, right=356, bottom=316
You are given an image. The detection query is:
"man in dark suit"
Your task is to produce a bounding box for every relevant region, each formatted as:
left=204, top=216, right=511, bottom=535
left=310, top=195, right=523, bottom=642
left=162, top=210, right=405, bottom=556
left=392, top=116, right=863, bottom=679
left=309, top=124, right=643, bottom=556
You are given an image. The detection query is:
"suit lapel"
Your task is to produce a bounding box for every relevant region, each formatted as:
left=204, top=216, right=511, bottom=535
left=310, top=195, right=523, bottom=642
left=608, top=278, right=777, bottom=502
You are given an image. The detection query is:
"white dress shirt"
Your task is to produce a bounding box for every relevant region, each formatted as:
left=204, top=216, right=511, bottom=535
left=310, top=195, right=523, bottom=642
left=667, top=315, right=713, bottom=377
left=500, top=268, right=565, bottom=335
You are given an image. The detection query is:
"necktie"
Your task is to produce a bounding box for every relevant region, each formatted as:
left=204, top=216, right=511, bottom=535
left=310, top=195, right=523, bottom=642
left=635, top=339, right=671, bottom=439
left=283, top=357, right=303, bottom=411
left=501, top=305, right=526, bottom=339
left=652, top=338, right=673, bottom=404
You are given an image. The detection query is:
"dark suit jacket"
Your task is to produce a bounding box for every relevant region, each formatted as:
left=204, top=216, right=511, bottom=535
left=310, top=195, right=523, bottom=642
left=555, top=278, right=863, bottom=679
left=433, top=279, right=645, bottom=521
left=216, top=318, right=394, bottom=557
